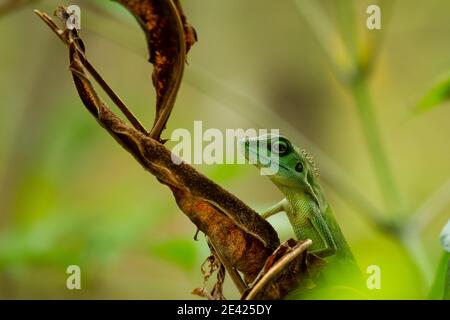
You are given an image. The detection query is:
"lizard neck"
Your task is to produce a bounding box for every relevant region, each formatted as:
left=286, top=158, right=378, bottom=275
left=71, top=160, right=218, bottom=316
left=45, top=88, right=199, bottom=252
left=277, top=184, right=326, bottom=213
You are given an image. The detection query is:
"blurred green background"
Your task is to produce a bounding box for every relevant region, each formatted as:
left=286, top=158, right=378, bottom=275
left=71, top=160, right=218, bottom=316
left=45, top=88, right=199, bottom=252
left=0, top=0, right=449, bottom=299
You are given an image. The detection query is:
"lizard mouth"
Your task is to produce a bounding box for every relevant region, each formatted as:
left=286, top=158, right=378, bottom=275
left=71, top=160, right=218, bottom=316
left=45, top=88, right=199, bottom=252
left=244, top=147, right=289, bottom=172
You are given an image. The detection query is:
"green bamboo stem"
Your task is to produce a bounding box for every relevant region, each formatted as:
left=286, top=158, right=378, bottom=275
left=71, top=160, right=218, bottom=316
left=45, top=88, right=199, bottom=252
left=350, top=77, right=402, bottom=213
left=400, top=231, right=433, bottom=285
left=351, top=77, right=434, bottom=284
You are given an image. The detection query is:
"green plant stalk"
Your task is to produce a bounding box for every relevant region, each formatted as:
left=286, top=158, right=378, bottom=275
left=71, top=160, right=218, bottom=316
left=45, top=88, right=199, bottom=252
left=351, top=78, right=433, bottom=285
left=337, top=0, right=358, bottom=63
left=401, top=231, right=433, bottom=286
left=428, top=252, right=450, bottom=299
left=350, top=78, right=401, bottom=213
left=300, top=0, right=435, bottom=291
left=445, top=255, right=450, bottom=300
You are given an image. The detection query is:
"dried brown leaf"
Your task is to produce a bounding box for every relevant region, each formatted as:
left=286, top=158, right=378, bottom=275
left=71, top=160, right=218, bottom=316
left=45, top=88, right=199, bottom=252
left=35, top=4, right=282, bottom=297
left=242, top=239, right=325, bottom=300
left=117, top=0, right=197, bottom=141
left=193, top=252, right=226, bottom=300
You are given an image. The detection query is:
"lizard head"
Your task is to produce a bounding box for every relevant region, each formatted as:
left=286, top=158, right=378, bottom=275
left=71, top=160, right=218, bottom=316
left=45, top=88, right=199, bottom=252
left=240, top=134, right=324, bottom=203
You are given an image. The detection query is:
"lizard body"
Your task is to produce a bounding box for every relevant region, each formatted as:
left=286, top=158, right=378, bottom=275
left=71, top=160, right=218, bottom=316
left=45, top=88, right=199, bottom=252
left=240, top=134, right=360, bottom=280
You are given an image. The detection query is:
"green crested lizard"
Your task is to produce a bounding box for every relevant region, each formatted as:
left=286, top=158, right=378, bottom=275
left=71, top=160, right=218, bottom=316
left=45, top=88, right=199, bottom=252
left=240, top=134, right=362, bottom=290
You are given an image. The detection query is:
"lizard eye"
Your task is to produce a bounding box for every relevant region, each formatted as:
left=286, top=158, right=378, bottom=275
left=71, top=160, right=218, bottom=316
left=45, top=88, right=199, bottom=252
left=271, top=140, right=288, bottom=156
left=295, top=162, right=303, bottom=173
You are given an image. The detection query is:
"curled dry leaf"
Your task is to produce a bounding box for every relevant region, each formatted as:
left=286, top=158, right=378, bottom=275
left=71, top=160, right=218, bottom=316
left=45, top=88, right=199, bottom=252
left=35, top=4, right=279, bottom=292
left=116, top=0, right=197, bottom=141
left=242, top=239, right=325, bottom=300
left=193, top=252, right=226, bottom=300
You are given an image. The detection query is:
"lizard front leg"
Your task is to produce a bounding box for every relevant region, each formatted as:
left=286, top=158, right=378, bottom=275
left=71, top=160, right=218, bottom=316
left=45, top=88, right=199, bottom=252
left=261, top=198, right=289, bottom=219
